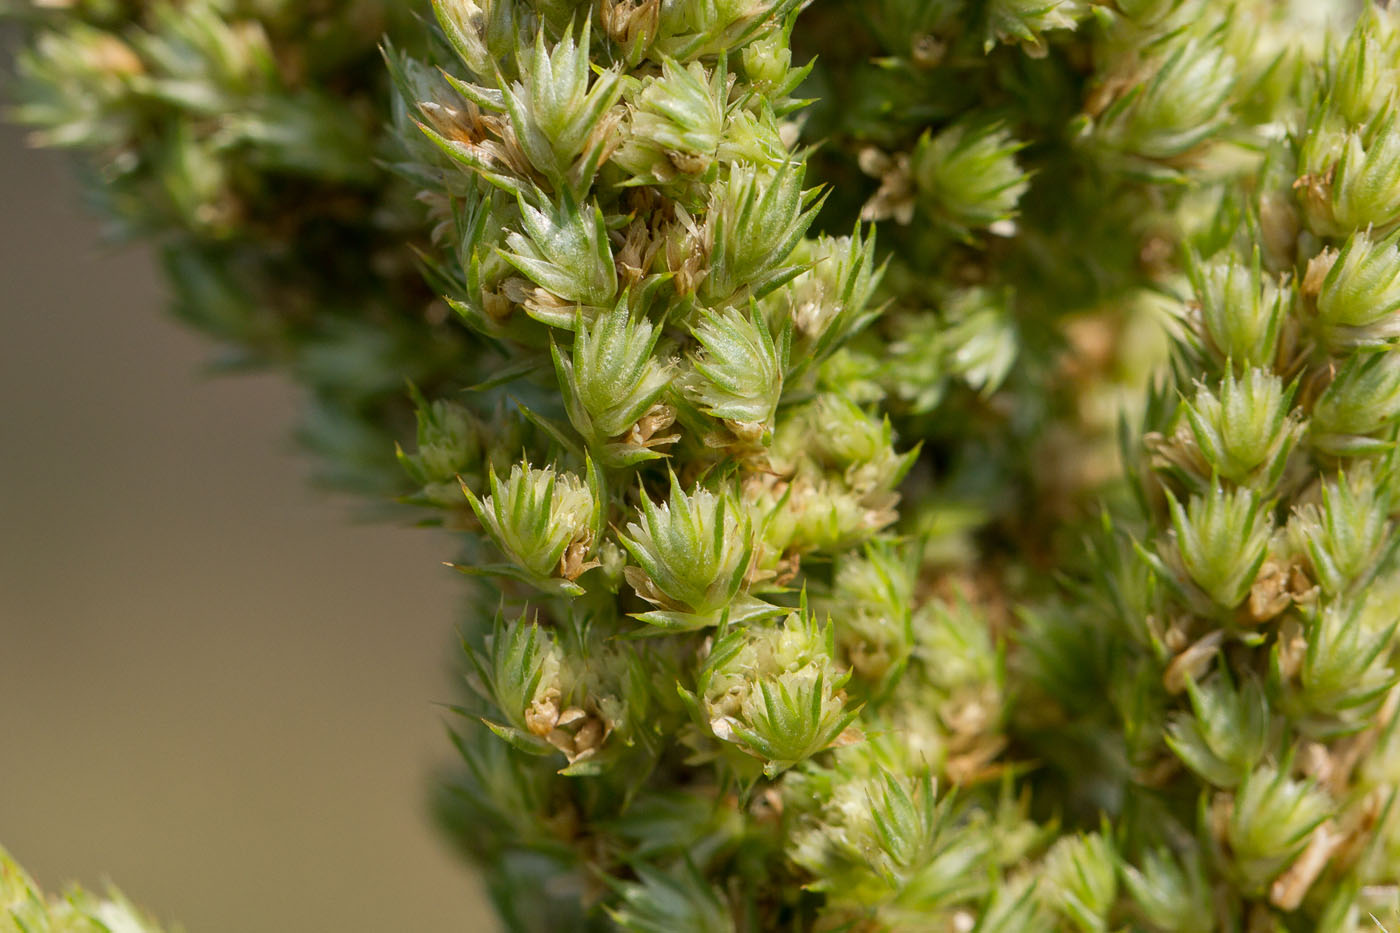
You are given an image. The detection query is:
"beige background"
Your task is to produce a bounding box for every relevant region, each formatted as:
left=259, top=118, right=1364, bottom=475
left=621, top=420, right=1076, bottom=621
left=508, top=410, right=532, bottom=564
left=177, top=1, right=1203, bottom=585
left=0, top=111, right=496, bottom=929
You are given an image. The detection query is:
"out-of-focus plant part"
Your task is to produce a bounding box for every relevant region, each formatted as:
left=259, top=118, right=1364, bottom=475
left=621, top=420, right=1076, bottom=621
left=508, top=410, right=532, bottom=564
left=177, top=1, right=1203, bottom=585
left=1, top=846, right=167, bottom=932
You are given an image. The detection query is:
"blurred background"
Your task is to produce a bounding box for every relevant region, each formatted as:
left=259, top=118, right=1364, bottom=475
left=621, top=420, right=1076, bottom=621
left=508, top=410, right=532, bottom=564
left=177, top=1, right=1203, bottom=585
left=0, top=110, right=497, bottom=927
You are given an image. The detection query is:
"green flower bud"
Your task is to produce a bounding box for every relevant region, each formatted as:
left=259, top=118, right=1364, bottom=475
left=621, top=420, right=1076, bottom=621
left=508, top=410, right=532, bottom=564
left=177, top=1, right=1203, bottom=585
left=816, top=346, right=884, bottom=405
left=397, top=389, right=482, bottom=507
left=1221, top=763, right=1330, bottom=894
left=1163, top=483, right=1272, bottom=610
left=1039, top=832, right=1117, bottom=933
left=1294, top=600, right=1397, bottom=728
left=606, top=862, right=735, bottom=933
left=1119, top=846, right=1213, bottom=933
left=597, top=0, right=663, bottom=66
left=620, top=473, right=763, bottom=630
left=908, top=596, right=1007, bottom=758
left=755, top=474, right=900, bottom=558
left=693, top=607, right=860, bottom=776
left=1089, top=34, right=1236, bottom=161
left=701, top=160, right=820, bottom=303
left=767, top=226, right=880, bottom=364
left=616, top=57, right=726, bottom=183
left=1326, top=25, right=1398, bottom=129
left=501, top=190, right=618, bottom=316
left=684, top=303, right=788, bottom=441
left=798, top=394, right=913, bottom=495
left=653, top=0, right=790, bottom=62
left=1310, top=350, right=1400, bottom=456
left=887, top=312, right=948, bottom=414
left=1312, top=230, right=1400, bottom=350
left=713, top=105, right=788, bottom=168
left=432, top=0, right=504, bottom=78
left=789, top=772, right=990, bottom=912
left=910, top=121, right=1029, bottom=233
left=463, top=460, right=599, bottom=594
left=1326, top=114, right=1400, bottom=235
left=740, top=26, right=800, bottom=98
left=972, top=880, right=1055, bottom=933
left=942, top=286, right=1018, bottom=397
left=1187, top=248, right=1285, bottom=370
left=469, top=609, right=646, bottom=772
left=825, top=541, right=916, bottom=692
left=1287, top=468, right=1390, bottom=597
left=1164, top=668, right=1271, bottom=788
left=1296, top=121, right=1352, bottom=236
left=914, top=596, right=1003, bottom=698
left=502, top=23, right=622, bottom=187
left=552, top=301, right=676, bottom=466
left=467, top=609, right=565, bottom=753
left=433, top=180, right=519, bottom=337
left=413, top=65, right=532, bottom=197
left=1181, top=368, right=1300, bottom=490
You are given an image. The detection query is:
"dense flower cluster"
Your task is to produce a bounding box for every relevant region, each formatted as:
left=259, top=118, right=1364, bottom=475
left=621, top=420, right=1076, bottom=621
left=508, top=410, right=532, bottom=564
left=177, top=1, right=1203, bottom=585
left=13, top=0, right=1400, bottom=930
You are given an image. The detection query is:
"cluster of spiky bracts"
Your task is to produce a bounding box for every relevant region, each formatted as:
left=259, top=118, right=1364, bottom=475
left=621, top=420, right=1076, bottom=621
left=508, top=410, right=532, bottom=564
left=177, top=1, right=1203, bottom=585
left=15, top=0, right=1400, bottom=930
left=1096, top=6, right=1400, bottom=927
